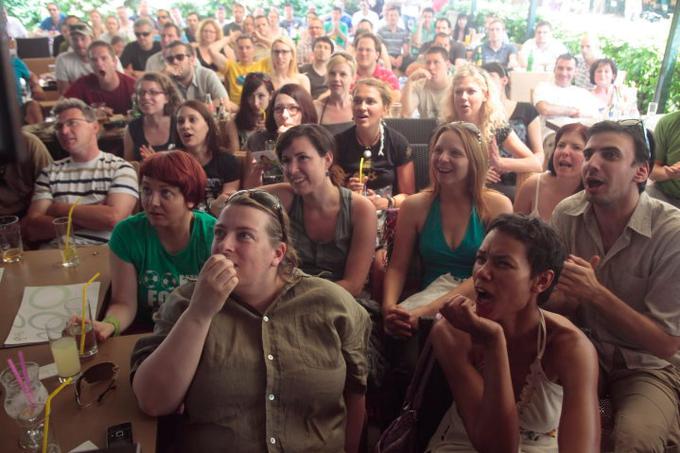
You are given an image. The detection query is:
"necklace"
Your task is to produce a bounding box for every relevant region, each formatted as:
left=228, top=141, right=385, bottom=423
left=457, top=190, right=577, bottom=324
left=357, top=122, right=385, bottom=157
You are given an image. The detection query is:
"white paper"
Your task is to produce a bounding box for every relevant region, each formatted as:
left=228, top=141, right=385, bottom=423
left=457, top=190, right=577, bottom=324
left=39, top=362, right=58, bottom=380
left=69, top=441, right=99, bottom=452
left=4, top=283, right=100, bottom=346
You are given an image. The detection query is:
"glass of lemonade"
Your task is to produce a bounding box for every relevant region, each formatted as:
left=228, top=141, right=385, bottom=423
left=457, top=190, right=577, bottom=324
left=0, top=215, right=24, bottom=263
left=45, top=317, right=82, bottom=383
left=64, top=298, right=98, bottom=358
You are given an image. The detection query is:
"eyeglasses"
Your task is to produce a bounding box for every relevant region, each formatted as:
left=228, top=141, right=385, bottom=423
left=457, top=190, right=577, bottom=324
left=226, top=190, right=287, bottom=242
left=273, top=105, right=300, bottom=115
left=164, top=53, right=189, bottom=63
left=617, top=119, right=652, bottom=161
left=272, top=49, right=292, bottom=56
left=75, top=362, right=119, bottom=408
left=54, top=118, right=93, bottom=131
left=135, top=31, right=152, bottom=38
left=137, top=89, right=165, bottom=97
left=448, top=121, right=483, bottom=144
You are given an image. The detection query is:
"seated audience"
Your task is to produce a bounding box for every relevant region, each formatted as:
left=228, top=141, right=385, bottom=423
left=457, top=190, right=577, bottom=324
left=426, top=214, right=600, bottom=452
left=514, top=123, right=588, bottom=221
left=144, top=23, right=182, bottom=72
left=574, top=33, right=602, bottom=89
left=409, top=7, right=436, bottom=56
left=299, top=37, right=333, bottom=99
left=163, top=41, right=230, bottom=110
left=518, top=21, right=568, bottom=72
left=89, top=9, right=105, bottom=40
left=334, top=78, right=415, bottom=210
left=120, top=19, right=161, bottom=78
left=252, top=15, right=274, bottom=61
left=590, top=58, right=639, bottom=118
left=0, top=132, right=52, bottom=218
left=352, top=22, right=393, bottom=72
left=268, top=36, right=311, bottom=92
left=100, top=15, right=124, bottom=44
left=225, top=72, right=274, bottom=152
left=474, top=18, right=518, bottom=69
left=110, top=36, right=126, bottom=58
left=383, top=122, right=512, bottom=336
left=194, top=19, right=229, bottom=72
left=401, top=46, right=451, bottom=119
left=377, top=4, right=410, bottom=73
left=352, top=1, right=379, bottom=32
left=222, top=34, right=269, bottom=106
left=3, top=7, right=28, bottom=39
left=37, top=3, right=64, bottom=35
left=55, top=23, right=94, bottom=95
left=325, top=6, right=350, bottom=49
left=65, top=41, right=136, bottom=115
left=130, top=189, right=370, bottom=453
left=533, top=54, right=601, bottom=119
left=649, top=111, right=680, bottom=208
left=95, top=151, right=215, bottom=340
left=354, top=33, right=401, bottom=101
left=123, top=72, right=183, bottom=162
left=452, top=13, right=476, bottom=44
left=443, top=65, right=542, bottom=199
left=296, top=16, right=325, bottom=65
left=175, top=100, right=240, bottom=212
left=423, top=19, right=467, bottom=67
left=22, top=98, right=138, bottom=245
left=315, top=52, right=355, bottom=125
left=550, top=120, right=680, bottom=451
left=184, top=12, right=200, bottom=43
left=10, top=39, right=45, bottom=124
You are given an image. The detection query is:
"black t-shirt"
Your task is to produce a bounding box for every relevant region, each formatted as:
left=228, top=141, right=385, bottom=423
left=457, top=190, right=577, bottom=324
left=334, top=125, right=412, bottom=195
left=203, top=152, right=240, bottom=202
left=120, top=41, right=161, bottom=71
left=509, top=102, right=539, bottom=148
left=299, top=64, right=328, bottom=99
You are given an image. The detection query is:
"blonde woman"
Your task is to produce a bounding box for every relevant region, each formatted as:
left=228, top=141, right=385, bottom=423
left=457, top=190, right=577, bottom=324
left=315, top=52, right=356, bottom=124
left=442, top=64, right=542, bottom=197
left=194, top=19, right=231, bottom=71
left=268, top=36, right=311, bottom=93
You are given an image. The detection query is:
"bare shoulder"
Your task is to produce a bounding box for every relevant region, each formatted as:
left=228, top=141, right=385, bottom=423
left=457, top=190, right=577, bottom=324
left=350, top=191, right=377, bottom=216
left=518, top=172, right=541, bottom=193
left=264, top=183, right=295, bottom=211
left=542, top=311, right=598, bottom=378
left=400, top=191, right=436, bottom=227
left=481, top=189, right=513, bottom=218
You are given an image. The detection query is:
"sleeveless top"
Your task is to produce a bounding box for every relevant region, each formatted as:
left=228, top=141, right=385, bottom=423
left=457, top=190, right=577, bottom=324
left=289, top=186, right=352, bottom=281
left=529, top=173, right=546, bottom=219
left=426, top=309, right=564, bottom=452
left=418, top=197, right=485, bottom=288
left=128, top=116, right=179, bottom=161
left=196, top=48, right=220, bottom=72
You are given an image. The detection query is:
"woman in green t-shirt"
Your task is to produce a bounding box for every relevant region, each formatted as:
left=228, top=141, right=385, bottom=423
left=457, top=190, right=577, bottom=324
left=95, top=151, right=216, bottom=340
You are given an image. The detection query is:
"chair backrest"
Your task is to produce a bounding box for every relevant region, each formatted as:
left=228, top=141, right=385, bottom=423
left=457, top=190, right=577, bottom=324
left=320, top=121, right=354, bottom=136
left=384, top=118, right=438, bottom=145
left=412, top=143, right=430, bottom=192
left=16, top=38, right=51, bottom=59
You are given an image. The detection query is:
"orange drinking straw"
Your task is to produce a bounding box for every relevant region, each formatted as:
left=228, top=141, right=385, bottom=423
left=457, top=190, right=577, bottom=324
left=80, top=272, right=100, bottom=354
left=42, top=377, right=72, bottom=453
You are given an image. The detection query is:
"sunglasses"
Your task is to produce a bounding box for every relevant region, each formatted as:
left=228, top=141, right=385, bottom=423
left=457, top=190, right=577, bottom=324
left=75, top=361, right=119, bottom=408
left=448, top=121, right=483, bottom=144
left=617, top=119, right=652, bottom=161
left=164, top=53, right=189, bottom=63
left=135, top=31, right=152, bottom=38
left=226, top=190, right=287, bottom=242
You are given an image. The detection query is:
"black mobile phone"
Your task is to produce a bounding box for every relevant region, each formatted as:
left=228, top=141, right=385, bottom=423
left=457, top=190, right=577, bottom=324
left=106, top=422, right=133, bottom=448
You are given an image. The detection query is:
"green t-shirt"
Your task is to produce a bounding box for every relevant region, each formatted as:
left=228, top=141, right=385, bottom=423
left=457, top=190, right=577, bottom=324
left=655, top=111, right=680, bottom=199
left=108, top=211, right=216, bottom=327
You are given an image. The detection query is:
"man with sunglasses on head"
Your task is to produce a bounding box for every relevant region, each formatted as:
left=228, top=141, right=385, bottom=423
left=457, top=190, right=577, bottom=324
left=163, top=41, right=232, bottom=112
left=549, top=120, right=680, bottom=452
left=120, top=18, right=161, bottom=78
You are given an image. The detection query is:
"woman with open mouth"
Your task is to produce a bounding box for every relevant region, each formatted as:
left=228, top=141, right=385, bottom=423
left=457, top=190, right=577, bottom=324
left=514, top=123, right=589, bottom=222
left=425, top=214, right=600, bottom=452
left=382, top=122, right=512, bottom=338
left=315, top=52, right=355, bottom=125
left=334, top=78, right=416, bottom=211
left=442, top=64, right=543, bottom=200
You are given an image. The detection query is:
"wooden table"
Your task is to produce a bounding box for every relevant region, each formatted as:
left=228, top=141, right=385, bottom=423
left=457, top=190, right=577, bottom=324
left=0, top=246, right=111, bottom=347
left=0, top=334, right=156, bottom=452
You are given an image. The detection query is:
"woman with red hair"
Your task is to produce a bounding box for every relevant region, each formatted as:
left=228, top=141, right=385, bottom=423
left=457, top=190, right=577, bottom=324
left=95, top=151, right=216, bottom=340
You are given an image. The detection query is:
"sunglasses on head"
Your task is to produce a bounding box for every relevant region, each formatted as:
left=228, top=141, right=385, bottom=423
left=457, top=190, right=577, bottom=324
left=164, top=53, right=189, bottom=63
left=135, top=31, right=152, bottom=37
left=226, top=190, right=287, bottom=242
left=448, top=121, right=483, bottom=144
left=616, top=119, right=652, bottom=161
left=75, top=361, right=119, bottom=408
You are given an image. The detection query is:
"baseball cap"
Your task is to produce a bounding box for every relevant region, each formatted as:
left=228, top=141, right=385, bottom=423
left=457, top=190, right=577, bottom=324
left=69, top=23, right=93, bottom=38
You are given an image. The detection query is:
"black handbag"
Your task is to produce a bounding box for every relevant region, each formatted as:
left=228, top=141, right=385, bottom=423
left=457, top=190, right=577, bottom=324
left=374, top=336, right=437, bottom=453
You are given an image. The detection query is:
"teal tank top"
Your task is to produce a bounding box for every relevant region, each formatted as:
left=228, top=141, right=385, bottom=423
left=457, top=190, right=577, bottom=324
left=418, top=197, right=485, bottom=288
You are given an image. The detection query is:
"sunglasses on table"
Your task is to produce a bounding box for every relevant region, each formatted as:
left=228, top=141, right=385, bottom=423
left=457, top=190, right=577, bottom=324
left=164, top=53, right=190, bottom=64
left=75, top=361, right=119, bottom=408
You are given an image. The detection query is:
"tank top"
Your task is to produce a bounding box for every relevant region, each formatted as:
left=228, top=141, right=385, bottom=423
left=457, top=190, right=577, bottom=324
left=418, top=197, right=485, bottom=288
left=289, top=186, right=352, bottom=281
left=128, top=116, right=179, bottom=161
left=426, top=309, right=564, bottom=452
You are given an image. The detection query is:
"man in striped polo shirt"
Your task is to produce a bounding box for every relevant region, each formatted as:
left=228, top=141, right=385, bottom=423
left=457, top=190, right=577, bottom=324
left=23, top=98, right=138, bottom=246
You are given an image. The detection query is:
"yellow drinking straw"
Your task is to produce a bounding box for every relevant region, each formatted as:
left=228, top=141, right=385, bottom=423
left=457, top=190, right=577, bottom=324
left=42, top=377, right=72, bottom=453
left=359, top=157, right=365, bottom=186
left=64, top=197, right=81, bottom=264
left=80, top=272, right=101, bottom=354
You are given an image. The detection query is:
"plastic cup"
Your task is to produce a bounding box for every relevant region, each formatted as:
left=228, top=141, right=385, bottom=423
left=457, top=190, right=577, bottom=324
left=647, top=102, right=658, bottom=116
left=64, top=298, right=98, bottom=359
left=52, top=217, right=79, bottom=267
left=0, top=215, right=23, bottom=263
left=45, top=317, right=81, bottom=383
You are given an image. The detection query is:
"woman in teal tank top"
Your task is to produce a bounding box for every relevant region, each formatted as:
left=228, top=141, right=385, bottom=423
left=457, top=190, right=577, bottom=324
left=382, top=122, right=513, bottom=338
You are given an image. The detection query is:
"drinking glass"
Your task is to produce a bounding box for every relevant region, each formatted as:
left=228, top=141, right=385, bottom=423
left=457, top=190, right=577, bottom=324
left=52, top=217, right=79, bottom=267
left=0, top=215, right=23, bottom=263
left=0, top=362, right=59, bottom=451
left=64, top=298, right=98, bottom=359
left=45, top=317, right=82, bottom=383
left=647, top=102, right=659, bottom=116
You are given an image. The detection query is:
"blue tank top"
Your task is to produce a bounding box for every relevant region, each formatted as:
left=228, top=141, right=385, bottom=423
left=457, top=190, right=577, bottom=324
left=418, top=197, right=485, bottom=288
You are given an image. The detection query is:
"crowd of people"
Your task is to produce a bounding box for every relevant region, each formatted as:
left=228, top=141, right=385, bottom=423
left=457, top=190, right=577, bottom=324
left=3, top=1, right=680, bottom=452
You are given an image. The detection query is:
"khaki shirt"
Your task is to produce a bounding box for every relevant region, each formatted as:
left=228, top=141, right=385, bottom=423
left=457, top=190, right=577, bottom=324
left=551, top=192, right=680, bottom=371
left=131, top=270, right=370, bottom=453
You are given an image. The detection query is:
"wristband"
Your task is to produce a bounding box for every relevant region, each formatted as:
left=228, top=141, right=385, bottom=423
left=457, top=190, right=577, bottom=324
left=102, top=315, right=121, bottom=337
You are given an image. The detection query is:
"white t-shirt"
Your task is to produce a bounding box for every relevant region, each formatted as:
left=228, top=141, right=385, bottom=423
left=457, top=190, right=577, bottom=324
left=352, top=10, right=380, bottom=29
left=55, top=51, right=124, bottom=83
left=7, top=16, right=28, bottom=39
left=519, top=38, right=568, bottom=72
left=406, top=78, right=450, bottom=119
left=533, top=81, right=601, bottom=118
